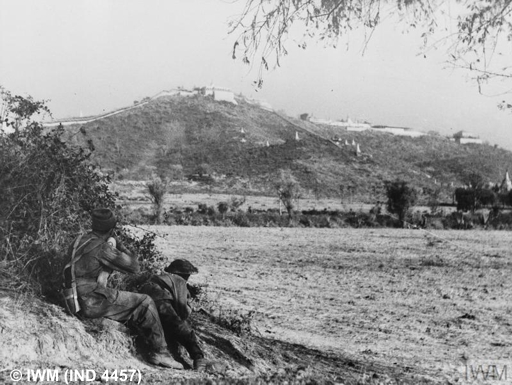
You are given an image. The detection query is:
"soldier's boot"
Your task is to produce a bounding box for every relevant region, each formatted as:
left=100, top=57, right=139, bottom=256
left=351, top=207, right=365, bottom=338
left=193, top=358, right=219, bottom=372
left=148, top=351, right=184, bottom=369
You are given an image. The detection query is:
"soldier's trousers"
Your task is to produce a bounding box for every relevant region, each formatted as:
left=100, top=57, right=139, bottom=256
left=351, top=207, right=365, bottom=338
left=157, top=300, right=204, bottom=360
left=78, top=287, right=167, bottom=352
left=138, top=283, right=204, bottom=360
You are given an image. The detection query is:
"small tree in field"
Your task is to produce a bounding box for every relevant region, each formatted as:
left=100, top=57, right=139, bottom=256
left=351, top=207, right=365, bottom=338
left=195, top=163, right=212, bottom=176
left=455, top=171, right=495, bottom=212
left=147, top=177, right=168, bottom=224
left=229, top=196, right=246, bottom=212
left=217, top=202, right=229, bottom=219
left=425, top=186, right=442, bottom=215
left=273, top=169, right=302, bottom=222
left=384, top=180, right=417, bottom=228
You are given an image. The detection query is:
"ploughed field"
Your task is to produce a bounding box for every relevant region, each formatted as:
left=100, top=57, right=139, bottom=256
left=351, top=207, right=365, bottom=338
left=150, top=226, right=512, bottom=382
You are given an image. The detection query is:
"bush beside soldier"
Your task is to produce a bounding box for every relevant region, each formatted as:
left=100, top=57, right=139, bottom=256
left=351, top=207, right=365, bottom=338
left=61, top=208, right=183, bottom=369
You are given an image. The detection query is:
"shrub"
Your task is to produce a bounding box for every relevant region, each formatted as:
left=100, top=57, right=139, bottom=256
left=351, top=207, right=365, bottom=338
left=229, top=196, right=246, bottom=211
left=147, top=177, right=168, bottom=224
left=112, top=231, right=167, bottom=292
left=217, top=201, right=229, bottom=218
left=384, top=180, right=418, bottom=228
left=206, top=205, right=216, bottom=216
left=273, top=169, right=302, bottom=222
left=0, top=89, right=117, bottom=298
left=232, top=212, right=251, bottom=227
left=197, top=203, right=208, bottom=214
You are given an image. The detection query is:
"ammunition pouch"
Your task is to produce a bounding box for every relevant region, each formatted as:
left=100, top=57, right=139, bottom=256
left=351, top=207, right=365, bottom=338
left=62, top=286, right=81, bottom=315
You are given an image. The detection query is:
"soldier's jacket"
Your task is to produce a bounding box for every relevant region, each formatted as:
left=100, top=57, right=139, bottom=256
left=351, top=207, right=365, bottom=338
left=149, top=273, right=192, bottom=320
left=64, top=232, right=139, bottom=302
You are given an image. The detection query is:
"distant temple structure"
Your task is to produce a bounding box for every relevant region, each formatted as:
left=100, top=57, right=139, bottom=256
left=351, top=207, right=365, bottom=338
left=453, top=131, right=483, bottom=144
left=0, top=94, right=7, bottom=133
left=198, top=85, right=237, bottom=105
left=500, top=170, right=512, bottom=192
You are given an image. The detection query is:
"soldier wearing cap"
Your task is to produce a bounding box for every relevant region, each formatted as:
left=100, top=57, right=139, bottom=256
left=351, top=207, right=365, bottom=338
left=62, top=208, right=182, bottom=369
left=139, top=259, right=212, bottom=371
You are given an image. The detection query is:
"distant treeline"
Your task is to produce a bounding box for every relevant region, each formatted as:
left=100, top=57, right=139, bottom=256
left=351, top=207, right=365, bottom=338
left=122, top=204, right=512, bottom=230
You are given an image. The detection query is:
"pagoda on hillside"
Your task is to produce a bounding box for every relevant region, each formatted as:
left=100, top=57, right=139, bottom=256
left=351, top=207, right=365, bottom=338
left=500, top=170, right=512, bottom=192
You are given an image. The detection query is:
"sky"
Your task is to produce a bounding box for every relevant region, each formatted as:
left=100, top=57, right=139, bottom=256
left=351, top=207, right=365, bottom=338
left=1, top=0, right=511, bottom=149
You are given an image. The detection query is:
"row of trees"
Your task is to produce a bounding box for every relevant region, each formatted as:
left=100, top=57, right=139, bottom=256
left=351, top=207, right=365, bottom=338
left=155, top=168, right=512, bottom=227
left=146, top=166, right=421, bottom=227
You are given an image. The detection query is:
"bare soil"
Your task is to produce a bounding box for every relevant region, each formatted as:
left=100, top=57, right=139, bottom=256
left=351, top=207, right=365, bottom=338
left=146, top=226, right=512, bottom=383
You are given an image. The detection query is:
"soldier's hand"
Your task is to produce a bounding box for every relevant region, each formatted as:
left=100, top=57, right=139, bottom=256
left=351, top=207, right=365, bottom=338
left=117, top=240, right=133, bottom=256
left=187, top=283, right=202, bottom=299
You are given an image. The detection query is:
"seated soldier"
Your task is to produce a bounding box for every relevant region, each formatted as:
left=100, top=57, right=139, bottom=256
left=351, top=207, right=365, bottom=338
left=62, top=208, right=182, bottom=369
left=138, top=259, right=212, bottom=371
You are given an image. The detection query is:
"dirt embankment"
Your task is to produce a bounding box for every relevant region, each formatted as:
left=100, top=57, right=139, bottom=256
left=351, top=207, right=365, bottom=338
left=0, top=290, right=436, bottom=384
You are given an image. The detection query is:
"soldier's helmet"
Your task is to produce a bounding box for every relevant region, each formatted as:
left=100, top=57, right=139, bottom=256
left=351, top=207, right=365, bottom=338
left=165, top=259, right=199, bottom=275
left=91, top=208, right=117, bottom=232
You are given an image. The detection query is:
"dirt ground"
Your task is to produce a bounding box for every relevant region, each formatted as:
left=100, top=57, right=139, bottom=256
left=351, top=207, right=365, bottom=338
left=138, top=225, right=512, bottom=383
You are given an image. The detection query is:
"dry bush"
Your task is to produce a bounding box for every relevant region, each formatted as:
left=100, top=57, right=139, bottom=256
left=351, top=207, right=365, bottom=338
left=146, top=177, right=168, bottom=224
left=0, top=89, right=117, bottom=298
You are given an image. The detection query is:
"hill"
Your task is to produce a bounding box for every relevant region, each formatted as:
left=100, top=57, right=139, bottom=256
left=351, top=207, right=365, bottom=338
left=60, top=92, right=512, bottom=201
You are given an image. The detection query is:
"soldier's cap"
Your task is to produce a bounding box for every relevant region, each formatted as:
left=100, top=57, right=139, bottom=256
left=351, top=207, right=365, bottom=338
left=91, top=208, right=117, bottom=232
left=165, top=259, right=198, bottom=275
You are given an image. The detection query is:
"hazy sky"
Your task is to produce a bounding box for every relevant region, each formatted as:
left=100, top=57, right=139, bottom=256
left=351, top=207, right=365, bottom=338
left=1, top=0, right=511, bottom=149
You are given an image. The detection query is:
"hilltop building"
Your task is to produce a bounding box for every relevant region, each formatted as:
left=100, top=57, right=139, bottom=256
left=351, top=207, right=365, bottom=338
left=309, top=116, right=371, bottom=132
left=152, top=89, right=197, bottom=98
left=453, top=131, right=482, bottom=144
left=198, top=86, right=237, bottom=105
left=306, top=113, right=427, bottom=138
left=371, top=125, right=425, bottom=138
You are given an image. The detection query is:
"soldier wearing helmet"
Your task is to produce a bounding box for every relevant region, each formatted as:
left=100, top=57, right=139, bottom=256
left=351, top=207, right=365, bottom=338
left=62, top=208, right=182, bottom=369
left=138, top=259, right=213, bottom=372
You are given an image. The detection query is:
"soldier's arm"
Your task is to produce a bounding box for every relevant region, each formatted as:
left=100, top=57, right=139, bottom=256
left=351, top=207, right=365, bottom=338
left=116, top=239, right=133, bottom=258
left=174, top=278, right=192, bottom=320
left=98, top=242, right=140, bottom=274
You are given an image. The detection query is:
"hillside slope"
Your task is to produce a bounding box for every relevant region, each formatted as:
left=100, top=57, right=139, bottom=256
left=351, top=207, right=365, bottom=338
left=62, top=93, right=512, bottom=199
